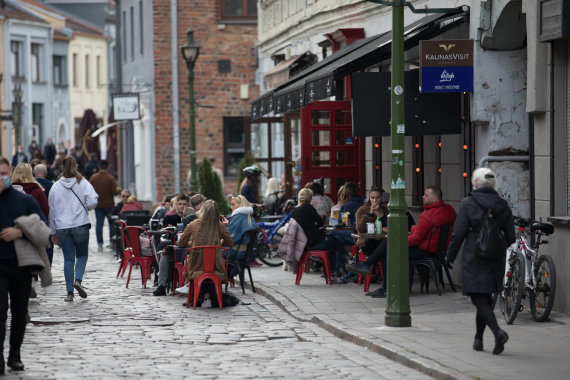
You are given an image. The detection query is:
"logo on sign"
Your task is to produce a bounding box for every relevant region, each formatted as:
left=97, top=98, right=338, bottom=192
left=439, top=43, right=456, bottom=52
left=440, top=70, right=455, bottom=82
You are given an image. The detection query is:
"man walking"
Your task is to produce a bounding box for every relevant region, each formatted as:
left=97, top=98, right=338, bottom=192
left=0, top=157, right=48, bottom=373
left=90, top=160, right=121, bottom=251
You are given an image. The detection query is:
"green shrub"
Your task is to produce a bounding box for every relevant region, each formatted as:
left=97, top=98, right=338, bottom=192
left=198, top=158, right=230, bottom=214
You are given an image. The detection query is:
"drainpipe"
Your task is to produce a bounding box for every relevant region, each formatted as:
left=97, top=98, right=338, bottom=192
left=529, top=114, right=535, bottom=222
left=549, top=43, right=555, bottom=216
left=171, top=0, right=180, bottom=193
left=478, top=156, right=529, bottom=168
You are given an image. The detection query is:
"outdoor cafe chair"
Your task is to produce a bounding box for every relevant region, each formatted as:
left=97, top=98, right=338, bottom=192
left=226, top=229, right=258, bottom=294
left=125, top=226, right=157, bottom=289
left=185, top=245, right=229, bottom=310
left=295, top=246, right=332, bottom=286
left=116, top=220, right=133, bottom=278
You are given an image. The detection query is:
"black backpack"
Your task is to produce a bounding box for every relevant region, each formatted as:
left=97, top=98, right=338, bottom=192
left=472, top=197, right=507, bottom=260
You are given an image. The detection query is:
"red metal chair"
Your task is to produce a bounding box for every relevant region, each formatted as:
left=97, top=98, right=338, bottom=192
left=185, top=246, right=229, bottom=310
left=125, top=226, right=156, bottom=289
left=356, top=249, right=384, bottom=292
left=295, top=247, right=332, bottom=285
left=116, top=221, right=133, bottom=278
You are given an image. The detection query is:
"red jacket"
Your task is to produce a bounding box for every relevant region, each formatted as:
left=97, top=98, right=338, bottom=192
left=408, top=201, right=456, bottom=252
left=16, top=182, right=49, bottom=218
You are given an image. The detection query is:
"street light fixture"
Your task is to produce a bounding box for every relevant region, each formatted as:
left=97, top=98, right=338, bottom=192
left=12, top=83, right=23, bottom=148
left=180, top=29, right=201, bottom=191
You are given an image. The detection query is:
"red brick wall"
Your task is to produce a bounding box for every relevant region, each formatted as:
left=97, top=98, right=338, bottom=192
left=153, top=0, right=259, bottom=201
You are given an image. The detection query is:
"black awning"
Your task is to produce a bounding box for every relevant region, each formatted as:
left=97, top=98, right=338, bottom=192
left=251, top=9, right=469, bottom=120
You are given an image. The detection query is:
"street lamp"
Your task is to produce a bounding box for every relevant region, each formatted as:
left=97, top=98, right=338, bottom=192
left=12, top=83, right=23, bottom=148
left=181, top=29, right=201, bottom=191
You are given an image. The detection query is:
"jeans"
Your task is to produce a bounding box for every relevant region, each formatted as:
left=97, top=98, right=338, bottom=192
left=95, top=207, right=114, bottom=246
left=326, top=230, right=353, bottom=272
left=309, top=236, right=344, bottom=273
left=0, top=260, right=31, bottom=359
left=57, top=224, right=90, bottom=293
left=158, top=247, right=185, bottom=287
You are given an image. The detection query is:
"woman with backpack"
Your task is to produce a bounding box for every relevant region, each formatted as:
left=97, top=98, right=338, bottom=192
left=446, top=168, right=516, bottom=355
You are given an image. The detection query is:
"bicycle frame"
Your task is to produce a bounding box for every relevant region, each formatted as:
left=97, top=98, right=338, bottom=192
left=258, top=213, right=290, bottom=244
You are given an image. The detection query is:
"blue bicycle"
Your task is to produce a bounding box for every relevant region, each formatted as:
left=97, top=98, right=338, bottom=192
left=254, top=199, right=296, bottom=266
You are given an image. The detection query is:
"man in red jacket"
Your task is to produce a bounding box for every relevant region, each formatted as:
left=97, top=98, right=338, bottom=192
left=408, top=186, right=456, bottom=259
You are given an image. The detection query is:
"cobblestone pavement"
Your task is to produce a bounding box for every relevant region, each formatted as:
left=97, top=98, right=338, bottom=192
left=14, top=231, right=430, bottom=379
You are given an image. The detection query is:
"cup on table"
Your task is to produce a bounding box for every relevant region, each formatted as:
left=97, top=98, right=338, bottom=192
left=333, top=209, right=339, bottom=220
left=366, top=222, right=375, bottom=234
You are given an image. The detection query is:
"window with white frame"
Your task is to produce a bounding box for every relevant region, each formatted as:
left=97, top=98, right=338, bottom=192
left=10, top=41, right=25, bottom=79
left=31, top=43, right=43, bottom=82
left=53, top=55, right=67, bottom=86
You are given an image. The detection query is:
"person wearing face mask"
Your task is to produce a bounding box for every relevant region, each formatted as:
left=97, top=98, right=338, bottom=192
left=0, top=157, right=48, bottom=373
left=11, top=146, right=28, bottom=167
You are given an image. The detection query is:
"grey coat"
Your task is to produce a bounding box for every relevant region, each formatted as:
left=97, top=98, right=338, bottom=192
left=446, top=187, right=516, bottom=295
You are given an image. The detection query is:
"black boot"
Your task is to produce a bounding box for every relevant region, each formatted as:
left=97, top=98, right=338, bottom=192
left=7, top=354, right=24, bottom=371
left=0, top=354, right=5, bottom=375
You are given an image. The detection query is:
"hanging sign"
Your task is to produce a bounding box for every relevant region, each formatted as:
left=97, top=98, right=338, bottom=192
left=112, top=93, right=141, bottom=120
left=419, top=39, right=474, bottom=93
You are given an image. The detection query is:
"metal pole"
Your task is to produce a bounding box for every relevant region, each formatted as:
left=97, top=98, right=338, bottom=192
left=188, top=65, right=198, bottom=191
left=385, top=1, right=411, bottom=327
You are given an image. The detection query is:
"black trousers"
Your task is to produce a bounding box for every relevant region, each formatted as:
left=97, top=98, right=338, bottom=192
left=0, top=260, right=32, bottom=359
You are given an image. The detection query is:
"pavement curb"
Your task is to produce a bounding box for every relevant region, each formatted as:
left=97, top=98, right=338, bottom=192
left=251, top=281, right=471, bottom=380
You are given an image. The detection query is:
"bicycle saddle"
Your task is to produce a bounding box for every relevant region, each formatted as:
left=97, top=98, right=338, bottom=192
left=530, top=222, right=554, bottom=235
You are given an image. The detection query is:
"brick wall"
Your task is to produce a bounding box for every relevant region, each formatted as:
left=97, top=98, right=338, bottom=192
left=153, top=0, right=259, bottom=200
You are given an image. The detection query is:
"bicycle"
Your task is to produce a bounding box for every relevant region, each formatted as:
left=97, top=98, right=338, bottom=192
left=500, top=216, right=556, bottom=324
left=253, top=198, right=296, bottom=266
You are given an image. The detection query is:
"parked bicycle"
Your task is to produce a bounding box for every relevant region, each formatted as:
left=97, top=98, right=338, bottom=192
left=500, top=216, right=556, bottom=324
left=253, top=198, right=296, bottom=266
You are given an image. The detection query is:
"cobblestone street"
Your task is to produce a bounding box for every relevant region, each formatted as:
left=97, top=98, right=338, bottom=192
left=19, top=234, right=428, bottom=379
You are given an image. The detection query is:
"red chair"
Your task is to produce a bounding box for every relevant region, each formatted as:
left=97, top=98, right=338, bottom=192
left=125, top=226, right=156, bottom=289
left=185, top=246, right=229, bottom=310
left=356, top=249, right=384, bottom=292
left=116, top=221, right=133, bottom=278
left=295, top=247, right=332, bottom=285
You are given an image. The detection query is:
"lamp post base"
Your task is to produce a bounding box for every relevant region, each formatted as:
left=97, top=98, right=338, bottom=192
left=385, top=312, right=412, bottom=327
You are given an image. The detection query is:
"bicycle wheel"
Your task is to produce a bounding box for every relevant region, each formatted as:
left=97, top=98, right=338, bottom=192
left=255, top=232, right=284, bottom=267
left=529, top=255, right=556, bottom=322
left=502, top=252, right=525, bottom=324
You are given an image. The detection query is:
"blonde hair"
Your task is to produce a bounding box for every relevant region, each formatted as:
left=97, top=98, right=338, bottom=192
left=12, top=163, right=43, bottom=191
left=232, top=194, right=251, bottom=208
left=195, top=200, right=222, bottom=246
left=126, top=195, right=138, bottom=203
left=264, top=177, right=281, bottom=198
left=62, top=155, right=84, bottom=182
left=472, top=167, right=496, bottom=189
left=298, top=188, right=313, bottom=204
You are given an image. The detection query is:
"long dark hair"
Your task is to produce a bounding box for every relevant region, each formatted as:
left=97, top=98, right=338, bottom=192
left=62, top=156, right=84, bottom=183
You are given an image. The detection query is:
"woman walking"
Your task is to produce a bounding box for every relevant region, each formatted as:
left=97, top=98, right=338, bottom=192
left=446, top=168, right=515, bottom=355
left=49, top=156, right=98, bottom=301
left=11, top=163, right=49, bottom=218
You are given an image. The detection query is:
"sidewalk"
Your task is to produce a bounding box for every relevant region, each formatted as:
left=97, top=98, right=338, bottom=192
left=249, top=263, right=570, bottom=380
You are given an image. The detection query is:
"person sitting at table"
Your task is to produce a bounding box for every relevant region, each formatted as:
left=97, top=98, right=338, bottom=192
left=305, top=181, right=334, bottom=224
left=120, top=195, right=143, bottom=213
left=290, top=188, right=345, bottom=278
left=181, top=193, right=206, bottom=228
left=222, top=195, right=258, bottom=263
left=151, top=194, right=173, bottom=220
left=177, top=200, right=233, bottom=308
left=346, top=185, right=388, bottom=296
left=162, top=193, right=189, bottom=227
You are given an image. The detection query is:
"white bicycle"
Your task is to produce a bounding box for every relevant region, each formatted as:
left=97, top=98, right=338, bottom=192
left=500, top=217, right=556, bottom=324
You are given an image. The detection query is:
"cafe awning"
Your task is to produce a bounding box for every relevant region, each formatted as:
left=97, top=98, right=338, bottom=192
left=251, top=9, right=469, bottom=120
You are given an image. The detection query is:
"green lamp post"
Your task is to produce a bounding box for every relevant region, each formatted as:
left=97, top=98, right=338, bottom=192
left=12, top=83, right=23, bottom=148
left=180, top=29, right=201, bottom=192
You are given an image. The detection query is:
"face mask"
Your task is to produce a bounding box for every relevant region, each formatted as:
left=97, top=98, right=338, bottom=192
left=2, top=176, right=10, bottom=190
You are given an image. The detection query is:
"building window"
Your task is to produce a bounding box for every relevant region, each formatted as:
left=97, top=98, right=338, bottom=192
left=130, top=6, right=135, bottom=60
left=218, top=60, right=231, bottom=73
left=31, top=43, right=43, bottom=82
left=122, top=10, right=127, bottom=61
left=10, top=41, right=24, bottom=79
left=223, top=117, right=250, bottom=177
left=220, top=0, right=257, bottom=20
left=139, top=1, right=144, bottom=56
left=72, top=53, right=78, bottom=87
left=96, top=55, right=101, bottom=86
left=250, top=119, right=285, bottom=192
left=85, top=54, right=90, bottom=88
left=53, top=55, right=67, bottom=86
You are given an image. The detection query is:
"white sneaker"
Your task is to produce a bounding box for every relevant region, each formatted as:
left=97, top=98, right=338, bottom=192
left=175, top=285, right=189, bottom=295
left=201, top=299, right=212, bottom=308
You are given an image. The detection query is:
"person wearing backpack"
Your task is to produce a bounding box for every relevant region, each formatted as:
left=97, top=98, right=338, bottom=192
left=446, top=168, right=516, bottom=355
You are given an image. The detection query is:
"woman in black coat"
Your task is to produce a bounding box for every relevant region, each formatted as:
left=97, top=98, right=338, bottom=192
left=446, top=167, right=516, bottom=355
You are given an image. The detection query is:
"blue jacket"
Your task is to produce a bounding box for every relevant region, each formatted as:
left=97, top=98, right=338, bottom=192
left=227, top=207, right=258, bottom=250
left=338, top=196, right=365, bottom=227
left=0, top=186, right=47, bottom=261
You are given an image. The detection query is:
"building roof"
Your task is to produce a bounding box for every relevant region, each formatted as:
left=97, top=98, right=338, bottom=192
left=0, top=1, right=48, bottom=23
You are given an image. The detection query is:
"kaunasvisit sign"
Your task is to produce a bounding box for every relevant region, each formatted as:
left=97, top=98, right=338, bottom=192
left=419, top=39, right=474, bottom=93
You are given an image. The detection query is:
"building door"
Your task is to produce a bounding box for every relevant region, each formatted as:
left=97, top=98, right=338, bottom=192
left=301, top=101, right=364, bottom=202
